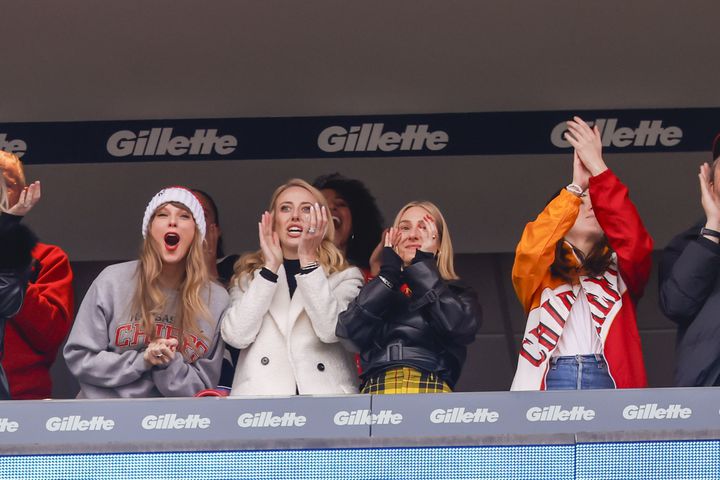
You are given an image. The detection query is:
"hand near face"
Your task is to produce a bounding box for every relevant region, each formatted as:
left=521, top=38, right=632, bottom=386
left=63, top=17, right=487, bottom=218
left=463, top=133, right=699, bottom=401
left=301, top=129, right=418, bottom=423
left=417, top=214, right=440, bottom=255
left=384, top=226, right=402, bottom=249
left=699, top=163, right=720, bottom=229
left=298, top=203, right=328, bottom=267
left=571, top=150, right=592, bottom=192
left=143, top=337, right=179, bottom=367
left=6, top=181, right=41, bottom=216
left=565, top=116, right=608, bottom=176
left=369, top=229, right=388, bottom=276
left=259, top=211, right=283, bottom=273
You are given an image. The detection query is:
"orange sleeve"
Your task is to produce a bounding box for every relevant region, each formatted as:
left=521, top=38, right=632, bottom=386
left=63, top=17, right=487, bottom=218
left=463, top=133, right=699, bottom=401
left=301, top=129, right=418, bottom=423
left=512, top=189, right=580, bottom=314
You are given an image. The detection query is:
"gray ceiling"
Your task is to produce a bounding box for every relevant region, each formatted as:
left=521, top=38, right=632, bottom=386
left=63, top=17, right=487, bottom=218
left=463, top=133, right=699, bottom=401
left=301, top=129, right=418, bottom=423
left=1, top=1, right=718, bottom=260
left=1, top=1, right=718, bottom=122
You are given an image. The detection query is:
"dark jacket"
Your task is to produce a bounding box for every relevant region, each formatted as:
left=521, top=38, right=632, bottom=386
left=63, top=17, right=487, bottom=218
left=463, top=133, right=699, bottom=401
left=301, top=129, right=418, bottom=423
left=0, top=214, right=38, bottom=400
left=336, top=258, right=481, bottom=389
left=659, top=220, right=720, bottom=386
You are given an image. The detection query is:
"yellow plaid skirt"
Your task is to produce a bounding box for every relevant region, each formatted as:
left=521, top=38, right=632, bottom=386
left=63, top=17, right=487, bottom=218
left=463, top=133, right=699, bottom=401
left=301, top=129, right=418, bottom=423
left=360, top=367, right=452, bottom=394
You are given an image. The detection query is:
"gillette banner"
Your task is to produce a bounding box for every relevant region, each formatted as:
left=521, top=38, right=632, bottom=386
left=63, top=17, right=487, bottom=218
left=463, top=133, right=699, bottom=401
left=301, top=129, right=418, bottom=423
left=1, top=107, right=718, bottom=164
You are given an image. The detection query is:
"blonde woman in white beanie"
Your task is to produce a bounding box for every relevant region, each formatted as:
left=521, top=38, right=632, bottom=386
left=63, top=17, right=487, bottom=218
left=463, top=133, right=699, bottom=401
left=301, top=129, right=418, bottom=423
left=64, top=187, right=229, bottom=398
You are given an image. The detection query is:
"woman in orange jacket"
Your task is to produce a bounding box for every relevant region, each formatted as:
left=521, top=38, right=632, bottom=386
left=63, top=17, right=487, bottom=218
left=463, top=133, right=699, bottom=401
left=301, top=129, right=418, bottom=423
left=511, top=117, right=653, bottom=391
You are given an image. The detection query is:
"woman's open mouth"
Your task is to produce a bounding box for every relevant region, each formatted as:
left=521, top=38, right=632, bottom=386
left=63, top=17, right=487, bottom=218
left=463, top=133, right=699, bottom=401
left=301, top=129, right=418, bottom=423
left=287, top=226, right=303, bottom=238
left=164, top=233, right=180, bottom=251
left=332, top=215, right=341, bottom=228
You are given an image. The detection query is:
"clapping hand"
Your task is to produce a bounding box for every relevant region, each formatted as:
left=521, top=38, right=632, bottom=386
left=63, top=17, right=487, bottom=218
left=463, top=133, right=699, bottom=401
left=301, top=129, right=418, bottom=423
left=298, top=203, right=328, bottom=268
left=699, top=163, right=720, bottom=231
left=144, top=338, right=178, bottom=366
left=571, top=150, right=592, bottom=193
left=259, top=211, right=283, bottom=273
left=7, top=181, right=41, bottom=216
left=565, top=117, right=608, bottom=177
left=369, top=228, right=399, bottom=276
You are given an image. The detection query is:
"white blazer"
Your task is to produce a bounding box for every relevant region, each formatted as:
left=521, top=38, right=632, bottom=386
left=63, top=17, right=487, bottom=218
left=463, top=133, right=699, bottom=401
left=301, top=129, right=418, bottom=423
left=221, top=265, right=363, bottom=396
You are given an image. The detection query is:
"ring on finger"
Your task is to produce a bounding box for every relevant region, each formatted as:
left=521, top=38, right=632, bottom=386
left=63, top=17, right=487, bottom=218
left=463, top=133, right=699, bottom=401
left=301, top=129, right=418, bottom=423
left=307, top=228, right=316, bottom=234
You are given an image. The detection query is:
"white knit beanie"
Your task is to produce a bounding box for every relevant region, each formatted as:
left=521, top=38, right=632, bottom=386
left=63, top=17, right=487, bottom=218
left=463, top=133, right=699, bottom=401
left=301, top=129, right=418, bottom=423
left=141, top=187, right=206, bottom=239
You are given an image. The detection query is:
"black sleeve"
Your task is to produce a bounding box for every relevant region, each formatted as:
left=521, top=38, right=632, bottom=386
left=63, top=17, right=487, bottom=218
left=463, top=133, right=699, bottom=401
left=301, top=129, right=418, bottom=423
left=659, top=225, right=720, bottom=326
left=335, top=277, right=396, bottom=353
left=0, top=216, right=36, bottom=318
left=0, top=272, right=26, bottom=319
left=403, top=259, right=482, bottom=345
left=0, top=213, right=22, bottom=231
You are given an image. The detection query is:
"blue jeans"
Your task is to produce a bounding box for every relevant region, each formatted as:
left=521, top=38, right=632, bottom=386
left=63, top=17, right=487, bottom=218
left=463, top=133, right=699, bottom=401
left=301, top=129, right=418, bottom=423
left=545, top=354, right=616, bottom=390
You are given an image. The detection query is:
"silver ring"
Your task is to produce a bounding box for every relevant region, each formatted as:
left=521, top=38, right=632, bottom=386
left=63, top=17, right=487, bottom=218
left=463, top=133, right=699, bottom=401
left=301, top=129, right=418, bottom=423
left=307, top=228, right=316, bottom=234
left=155, top=353, right=163, bottom=358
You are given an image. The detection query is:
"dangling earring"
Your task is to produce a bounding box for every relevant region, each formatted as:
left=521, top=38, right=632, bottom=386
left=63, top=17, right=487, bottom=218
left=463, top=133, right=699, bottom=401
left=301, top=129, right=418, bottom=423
left=350, top=233, right=355, bottom=241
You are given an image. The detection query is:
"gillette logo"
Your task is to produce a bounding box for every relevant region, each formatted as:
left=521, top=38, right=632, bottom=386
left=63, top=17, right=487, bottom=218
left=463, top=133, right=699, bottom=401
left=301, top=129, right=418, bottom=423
left=237, top=411, right=307, bottom=428
left=526, top=405, right=595, bottom=422
left=141, top=414, right=211, bottom=430
left=622, top=403, right=691, bottom=420
left=430, top=407, right=499, bottom=423
left=0, top=418, right=19, bottom=433
left=107, top=128, right=238, bottom=157
left=333, top=409, right=403, bottom=426
left=318, top=123, right=448, bottom=153
left=0, top=134, right=27, bottom=157
left=551, top=119, right=682, bottom=148
left=46, top=415, right=115, bottom=432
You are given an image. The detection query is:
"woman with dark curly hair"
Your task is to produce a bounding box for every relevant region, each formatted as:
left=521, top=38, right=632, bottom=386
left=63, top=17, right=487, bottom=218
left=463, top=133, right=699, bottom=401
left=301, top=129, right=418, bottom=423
left=313, top=173, right=384, bottom=276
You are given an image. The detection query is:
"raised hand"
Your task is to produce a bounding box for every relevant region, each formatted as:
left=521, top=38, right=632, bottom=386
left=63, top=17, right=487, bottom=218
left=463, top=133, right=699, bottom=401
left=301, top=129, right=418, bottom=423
left=699, top=163, right=720, bottom=231
left=7, top=181, right=41, bottom=216
left=384, top=226, right=402, bottom=250
left=259, top=211, right=282, bottom=272
left=379, top=227, right=403, bottom=287
left=298, top=203, right=327, bottom=268
left=369, top=228, right=391, bottom=276
left=418, top=214, right=440, bottom=255
left=143, top=337, right=178, bottom=366
left=565, top=116, right=608, bottom=176
left=571, top=150, right=592, bottom=192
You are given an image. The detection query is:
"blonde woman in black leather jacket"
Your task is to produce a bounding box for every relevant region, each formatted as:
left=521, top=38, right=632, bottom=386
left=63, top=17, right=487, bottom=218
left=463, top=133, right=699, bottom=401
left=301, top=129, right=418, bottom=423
left=336, top=200, right=481, bottom=394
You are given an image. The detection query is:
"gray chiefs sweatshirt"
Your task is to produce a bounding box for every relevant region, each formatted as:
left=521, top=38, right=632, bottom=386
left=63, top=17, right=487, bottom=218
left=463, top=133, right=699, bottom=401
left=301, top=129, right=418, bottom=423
left=64, top=261, right=229, bottom=398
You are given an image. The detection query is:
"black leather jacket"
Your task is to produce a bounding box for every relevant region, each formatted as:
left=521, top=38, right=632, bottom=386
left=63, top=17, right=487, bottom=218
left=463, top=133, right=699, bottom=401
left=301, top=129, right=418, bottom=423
left=336, top=258, right=481, bottom=388
left=0, top=214, right=37, bottom=400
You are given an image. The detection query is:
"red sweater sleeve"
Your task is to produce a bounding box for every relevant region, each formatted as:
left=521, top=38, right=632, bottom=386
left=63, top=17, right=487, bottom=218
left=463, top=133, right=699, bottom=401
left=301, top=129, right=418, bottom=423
left=10, top=243, right=74, bottom=354
left=589, top=169, right=653, bottom=299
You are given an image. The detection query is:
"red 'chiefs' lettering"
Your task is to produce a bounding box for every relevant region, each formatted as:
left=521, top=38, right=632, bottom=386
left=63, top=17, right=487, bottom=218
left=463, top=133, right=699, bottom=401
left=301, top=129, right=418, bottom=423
left=530, top=321, right=561, bottom=350
left=541, top=301, right=566, bottom=328
left=113, top=318, right=209, bottom=363
left=181, top=333, right=208, bottom=363
left=520, top=340, right=546, bottom=367
left=584, top=275, right=620, bottom=302
left=556, top=290, right=576, bottom=310
left=586, top=293, right=612, bottom=316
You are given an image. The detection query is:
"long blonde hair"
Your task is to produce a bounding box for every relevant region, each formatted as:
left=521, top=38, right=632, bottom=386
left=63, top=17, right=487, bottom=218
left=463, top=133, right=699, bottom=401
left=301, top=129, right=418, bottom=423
left=132, top=202, right=211, bottom=350
left=393, top=200, right=459, bottom=280
left=0, top=170, right=8, bottom=213
left=0, top=151, right=25, bottom=213
left=233, top=179, right=349, bottom=284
